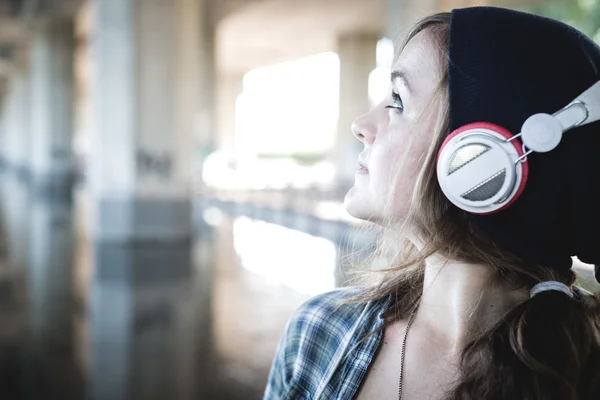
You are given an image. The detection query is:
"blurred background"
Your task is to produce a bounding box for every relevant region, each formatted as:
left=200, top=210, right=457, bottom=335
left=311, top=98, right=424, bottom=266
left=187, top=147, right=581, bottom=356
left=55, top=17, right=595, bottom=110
left=0, top=0, right=597, bottom=399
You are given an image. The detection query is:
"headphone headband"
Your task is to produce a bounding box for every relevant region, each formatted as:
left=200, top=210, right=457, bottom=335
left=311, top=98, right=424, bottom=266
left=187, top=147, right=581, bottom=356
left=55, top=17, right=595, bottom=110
left=569, top=80, right=600, bottom=126
left=520, top=81, right=600, bottom=154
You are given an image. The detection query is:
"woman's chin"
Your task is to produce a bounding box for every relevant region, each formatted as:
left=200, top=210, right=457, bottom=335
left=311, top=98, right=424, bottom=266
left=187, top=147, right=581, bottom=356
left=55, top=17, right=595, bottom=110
left=343, top=198, right=377, bottom=223
left=342, top=189, right=364, bottom=218
left=343, top=204, right=364, bottom=220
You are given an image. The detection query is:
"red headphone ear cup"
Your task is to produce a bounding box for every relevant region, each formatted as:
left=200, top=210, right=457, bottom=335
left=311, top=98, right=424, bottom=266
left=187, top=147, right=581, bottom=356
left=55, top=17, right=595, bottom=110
left=437, top=122, right=529, bottom=214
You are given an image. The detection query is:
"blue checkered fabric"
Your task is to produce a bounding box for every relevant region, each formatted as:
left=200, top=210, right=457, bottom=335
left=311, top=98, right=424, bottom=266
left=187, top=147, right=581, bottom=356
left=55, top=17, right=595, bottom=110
left=263, top=288, right=391, bottom=400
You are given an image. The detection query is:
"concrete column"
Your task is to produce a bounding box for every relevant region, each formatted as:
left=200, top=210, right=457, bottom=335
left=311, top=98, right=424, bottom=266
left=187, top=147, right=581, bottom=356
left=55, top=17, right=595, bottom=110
left=30, top=18, right=75, bottom=195
left=0, top=96, right=8, bottom=168
left=216, top=73, right=244, bottom=154
left=25, top=197, right=81, bottom=399
left=89, top=243, right=195, bottom=400
left=91, top=0, right=213, bottom=241
left=0, top=176, right=30, bottom=271
left=196, top=0, right=217, bottom=169
left=335, top=33, right=378, bottom=187
left=386, top=0, right=409, bottom=41
left=2, top=69, right=31, bottom=177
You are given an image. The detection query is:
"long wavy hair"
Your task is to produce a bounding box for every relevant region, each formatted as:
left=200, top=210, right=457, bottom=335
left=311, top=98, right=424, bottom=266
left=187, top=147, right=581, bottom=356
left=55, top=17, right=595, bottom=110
left=347, top=12, right=600, bottom=400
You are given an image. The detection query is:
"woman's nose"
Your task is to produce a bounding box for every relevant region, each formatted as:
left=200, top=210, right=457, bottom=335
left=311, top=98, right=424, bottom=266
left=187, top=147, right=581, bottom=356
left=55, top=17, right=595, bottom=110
left=351, top=112, right=377, bottom=144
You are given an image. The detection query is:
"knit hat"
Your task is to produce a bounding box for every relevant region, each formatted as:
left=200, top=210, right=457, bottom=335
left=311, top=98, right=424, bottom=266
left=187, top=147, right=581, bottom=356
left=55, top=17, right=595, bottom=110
left=448, top=7, right=600, bottom=282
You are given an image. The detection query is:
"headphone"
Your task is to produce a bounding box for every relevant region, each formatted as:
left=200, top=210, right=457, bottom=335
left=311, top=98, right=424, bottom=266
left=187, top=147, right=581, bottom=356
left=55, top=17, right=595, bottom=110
left=436, top=81, right=600, bottom=215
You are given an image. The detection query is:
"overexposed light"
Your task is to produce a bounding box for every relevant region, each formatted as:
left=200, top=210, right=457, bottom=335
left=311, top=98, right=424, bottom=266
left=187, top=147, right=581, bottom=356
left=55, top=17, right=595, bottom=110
left=202, top=151, right=335, bottom=190
left=572, top=257, right=600, bottom=292
left=369, top=38, right=394, bottom=106
left=573, top=256, right=594, bottom=271
left=236, top=52, right=339, bottom=156
left=212, top=42, right=394, bottom=190
left=203, top=207, right=224, bottom=226
left=377, top=37, right=394, bottom=69
left=369, top=67, right=391, bottom=106
left=314, top=201, right=345, bottom=221
left=232, top=216, right=337, bottom=295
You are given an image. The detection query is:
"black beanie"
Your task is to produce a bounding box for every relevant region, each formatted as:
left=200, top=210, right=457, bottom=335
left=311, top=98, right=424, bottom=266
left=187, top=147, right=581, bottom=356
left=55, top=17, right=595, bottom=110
left=448, top=7, right=600, bottom=281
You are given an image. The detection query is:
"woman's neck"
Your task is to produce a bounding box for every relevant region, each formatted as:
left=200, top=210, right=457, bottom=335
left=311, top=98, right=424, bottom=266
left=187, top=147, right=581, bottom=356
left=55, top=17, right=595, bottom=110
left=415, top=253, right=528, bottom=352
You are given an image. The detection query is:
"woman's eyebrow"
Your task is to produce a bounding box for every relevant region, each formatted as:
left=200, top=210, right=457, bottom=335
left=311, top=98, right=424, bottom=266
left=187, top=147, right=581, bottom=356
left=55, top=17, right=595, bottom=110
left=391, top=70, right=414, bottom=95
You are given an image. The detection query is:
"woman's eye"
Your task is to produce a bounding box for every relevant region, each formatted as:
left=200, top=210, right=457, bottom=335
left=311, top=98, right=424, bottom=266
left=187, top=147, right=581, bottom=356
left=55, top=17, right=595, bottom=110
left=385, top=91, right=404, bottom=113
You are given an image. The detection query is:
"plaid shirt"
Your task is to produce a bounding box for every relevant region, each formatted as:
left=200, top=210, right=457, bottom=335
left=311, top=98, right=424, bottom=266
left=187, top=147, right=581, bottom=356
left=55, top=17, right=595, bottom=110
left=263, top=288, right=391, bottom=400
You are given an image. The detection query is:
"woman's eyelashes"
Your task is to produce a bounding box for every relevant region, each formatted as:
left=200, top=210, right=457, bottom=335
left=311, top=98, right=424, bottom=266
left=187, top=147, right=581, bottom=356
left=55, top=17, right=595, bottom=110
left=385, top=91, right=404, bottom=113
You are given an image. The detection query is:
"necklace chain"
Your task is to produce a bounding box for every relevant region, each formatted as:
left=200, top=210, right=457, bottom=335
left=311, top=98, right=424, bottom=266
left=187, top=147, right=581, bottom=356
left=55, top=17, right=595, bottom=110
left=398, top=300, right=420, bottom=400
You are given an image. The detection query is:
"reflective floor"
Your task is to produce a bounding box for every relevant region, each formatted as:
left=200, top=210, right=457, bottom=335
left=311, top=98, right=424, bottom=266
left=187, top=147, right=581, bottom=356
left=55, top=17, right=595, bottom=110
left=2, top=175, right=597, bottom=400
left=0, top=175, right=362, bottom=400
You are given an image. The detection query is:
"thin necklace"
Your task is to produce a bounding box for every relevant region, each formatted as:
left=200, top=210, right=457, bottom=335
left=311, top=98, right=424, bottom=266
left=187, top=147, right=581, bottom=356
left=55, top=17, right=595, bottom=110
left=398, top=300, right=420, bottom=400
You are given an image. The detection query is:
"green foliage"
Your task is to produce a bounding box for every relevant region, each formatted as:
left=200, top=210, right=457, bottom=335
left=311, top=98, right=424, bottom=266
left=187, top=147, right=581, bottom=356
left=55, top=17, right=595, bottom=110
left=575, top=273, right=600, bottom=294
left=524, top=0, right=600, bottom=42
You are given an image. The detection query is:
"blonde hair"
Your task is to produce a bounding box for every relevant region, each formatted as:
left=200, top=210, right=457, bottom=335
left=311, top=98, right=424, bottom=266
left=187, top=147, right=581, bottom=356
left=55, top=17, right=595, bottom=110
left=344, top=12, right=600, bottom=399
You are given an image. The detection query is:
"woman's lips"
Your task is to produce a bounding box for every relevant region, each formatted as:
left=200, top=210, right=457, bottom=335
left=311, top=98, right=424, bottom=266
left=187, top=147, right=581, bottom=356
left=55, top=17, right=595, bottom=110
left=357, top=163, right=369, bottom=174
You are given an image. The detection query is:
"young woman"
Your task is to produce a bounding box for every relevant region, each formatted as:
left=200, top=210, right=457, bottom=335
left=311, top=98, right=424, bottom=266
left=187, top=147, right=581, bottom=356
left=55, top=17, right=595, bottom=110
left=264, top=6, right=600, bottom=400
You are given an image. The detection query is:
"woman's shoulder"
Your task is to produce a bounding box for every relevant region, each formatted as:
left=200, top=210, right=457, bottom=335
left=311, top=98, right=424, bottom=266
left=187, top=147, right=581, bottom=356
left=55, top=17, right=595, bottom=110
left=264, top=287, right=390, bottom=398
left=286, top=287, right=385, bottom=341
left=292, top=287, right=365, bottom=322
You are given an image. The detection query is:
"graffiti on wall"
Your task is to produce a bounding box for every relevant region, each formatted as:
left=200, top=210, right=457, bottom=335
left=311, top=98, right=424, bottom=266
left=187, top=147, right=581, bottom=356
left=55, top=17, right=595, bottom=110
left=136, top=149, right=173, bottom=180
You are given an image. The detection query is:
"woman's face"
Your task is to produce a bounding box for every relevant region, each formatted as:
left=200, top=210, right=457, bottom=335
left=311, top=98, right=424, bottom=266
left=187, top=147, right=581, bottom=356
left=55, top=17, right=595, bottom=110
left=343, top=30, right=445, bottom=224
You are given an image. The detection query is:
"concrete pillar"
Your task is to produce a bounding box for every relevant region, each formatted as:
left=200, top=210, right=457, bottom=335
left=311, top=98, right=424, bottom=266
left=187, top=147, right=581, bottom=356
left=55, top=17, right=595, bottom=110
left=25, top=197, right=81, bottom=399
left=386, top=0, right=409, bottom=41
left=0, top=176, right=30, bottom=271
left=89, top=243, right=195, bottom=400
left=0, top=96, right=7, bottom=168
left=216, top=73, right=244, bottom=154
left=195, top=0, right=217, bottom=169
left=30, top=18, right=75, bottom=195
left=91, top=0, right=213, bottom=241
left=2, top=69, right=31, bottom=177
left=335, top=33, right=378, bottom=187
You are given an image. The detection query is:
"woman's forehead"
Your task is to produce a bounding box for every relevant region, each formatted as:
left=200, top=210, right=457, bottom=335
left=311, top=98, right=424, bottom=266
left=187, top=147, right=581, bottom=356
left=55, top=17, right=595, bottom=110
left=393, top=31, right=443, bottom=87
